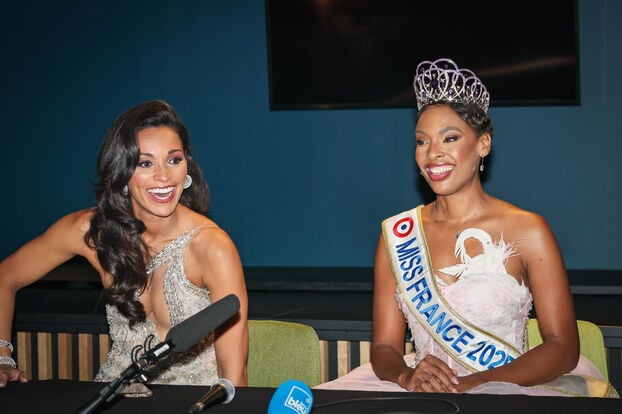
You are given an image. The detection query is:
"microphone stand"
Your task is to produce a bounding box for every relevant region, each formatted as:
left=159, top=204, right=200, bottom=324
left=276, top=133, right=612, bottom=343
left=75, top=295, right=241, bottom=413
left=75, top=348, right=152, bottom=414
left=75, top=375, right=130, bottom=414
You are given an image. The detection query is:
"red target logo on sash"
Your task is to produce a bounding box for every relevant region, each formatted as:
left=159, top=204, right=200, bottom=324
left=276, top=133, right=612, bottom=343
left=393, top=217, right=414, bottom=238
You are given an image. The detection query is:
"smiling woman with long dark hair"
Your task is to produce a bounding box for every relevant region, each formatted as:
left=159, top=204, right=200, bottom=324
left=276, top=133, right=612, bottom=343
left=0, top=100, right=248, bottom=388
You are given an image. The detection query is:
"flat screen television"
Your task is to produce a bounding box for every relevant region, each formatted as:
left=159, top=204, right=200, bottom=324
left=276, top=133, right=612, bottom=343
left=266, top=0, right=579, bottom=110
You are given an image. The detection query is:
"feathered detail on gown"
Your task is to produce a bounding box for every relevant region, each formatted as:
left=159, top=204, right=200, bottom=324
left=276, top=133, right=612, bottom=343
left=405, top=228, right=532, bottom=376
left=438, top=228, right=515, bottom=279
left=315, top=226, right=615, bottom=397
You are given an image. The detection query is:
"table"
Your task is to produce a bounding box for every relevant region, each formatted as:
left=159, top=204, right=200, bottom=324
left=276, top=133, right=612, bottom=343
left=1, top=380, right=620, bottom=414
left=12, top=264, right=622, bottom=392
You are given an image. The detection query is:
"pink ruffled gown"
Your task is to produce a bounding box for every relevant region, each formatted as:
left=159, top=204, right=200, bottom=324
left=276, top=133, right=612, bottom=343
left=316, top=228, right=614, bottom=397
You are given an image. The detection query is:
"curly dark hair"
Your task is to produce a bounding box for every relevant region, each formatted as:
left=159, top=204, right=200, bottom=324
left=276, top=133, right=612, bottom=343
left=417, top=101, right=494, bottom=139
left=85, top=100, right=210, bottom=326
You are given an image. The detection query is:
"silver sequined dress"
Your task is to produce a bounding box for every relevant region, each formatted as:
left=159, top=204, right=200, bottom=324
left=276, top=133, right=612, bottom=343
left=94, top=226, right=218, bottom=385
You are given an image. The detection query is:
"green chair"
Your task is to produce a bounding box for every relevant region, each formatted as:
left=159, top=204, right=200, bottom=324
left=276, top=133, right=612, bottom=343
left=527, top=318, right=608, bottom=379
left=247, top=320, right=322, bottom=387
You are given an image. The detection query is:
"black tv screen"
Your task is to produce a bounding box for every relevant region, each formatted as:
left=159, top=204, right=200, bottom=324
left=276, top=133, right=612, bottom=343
left=266, top=0, right=579, bottom=110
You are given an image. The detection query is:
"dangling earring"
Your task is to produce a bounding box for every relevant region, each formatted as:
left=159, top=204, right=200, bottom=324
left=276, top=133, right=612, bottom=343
left=121, top=185, right=128, bottom=196
left=183, top=174, right=193, bottom=189
left=479, top=157, right=485, bottom=172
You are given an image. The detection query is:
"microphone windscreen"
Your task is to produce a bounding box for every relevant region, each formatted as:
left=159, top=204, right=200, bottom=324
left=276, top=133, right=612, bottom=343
left=267, top=380, right=314, bottom=414
left=214, top=378, right=236, bottom=404
left=166, top=294, right=240, bottom=352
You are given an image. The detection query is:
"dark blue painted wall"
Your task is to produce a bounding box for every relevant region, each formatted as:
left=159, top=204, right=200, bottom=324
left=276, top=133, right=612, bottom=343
left=1, top=1, right=620, bottom=269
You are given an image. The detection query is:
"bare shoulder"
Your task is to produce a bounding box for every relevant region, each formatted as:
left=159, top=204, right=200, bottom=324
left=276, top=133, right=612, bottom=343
left=486, top=199, right=565, bottom=283
left=0, top=209, right=98, bottom=287
left=186, top=221, right=240, bottom=264
left=491, top=198, right=563, bottom=265
left=55, top=209, right=95, bottom=232
left=42, top=209, right=94, bottom=247
left=183, top=219, right=244, bottom=290
left=491, top=199, right=553, bottom=239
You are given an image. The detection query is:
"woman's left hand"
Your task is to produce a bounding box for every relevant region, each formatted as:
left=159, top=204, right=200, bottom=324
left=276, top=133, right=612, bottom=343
left=403, top=354, right=459, bottom=393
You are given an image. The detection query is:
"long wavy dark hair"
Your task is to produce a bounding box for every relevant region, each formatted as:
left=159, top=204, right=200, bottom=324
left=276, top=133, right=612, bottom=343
left=85, top=100, right=210, bottom=326
left=418, top=101, right=494, bottom=139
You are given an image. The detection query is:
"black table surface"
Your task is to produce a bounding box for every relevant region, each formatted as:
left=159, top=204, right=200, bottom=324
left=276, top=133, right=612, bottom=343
left=1, top=380, right=620, bottom=414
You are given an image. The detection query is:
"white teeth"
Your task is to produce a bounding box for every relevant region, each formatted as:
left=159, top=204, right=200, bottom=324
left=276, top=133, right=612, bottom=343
left=428, top=166, right=453, bottom=174
left=148, top=187, right=174, bottom=194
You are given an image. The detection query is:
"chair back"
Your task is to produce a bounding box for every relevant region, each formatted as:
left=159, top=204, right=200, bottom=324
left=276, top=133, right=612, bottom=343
left=247, top=320, right=321, bottom=387
left=526, top=318, right=608, bottom=379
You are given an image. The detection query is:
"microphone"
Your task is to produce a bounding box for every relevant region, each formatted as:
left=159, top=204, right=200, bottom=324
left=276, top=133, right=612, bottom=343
left=119, top=293, right=242, bottom=381
left=111, top=293, right=241, bottom=382
left=267, top=380, right=314, bottom=414
left=167, top=293, right=241, bottom=352
left=76, top=294, right=240, bottom=414
left=187, top=378, right=235, bottom=413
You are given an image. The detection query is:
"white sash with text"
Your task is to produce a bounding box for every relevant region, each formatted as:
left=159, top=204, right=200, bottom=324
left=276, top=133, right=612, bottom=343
left=382, top=206, right=522, bottom=373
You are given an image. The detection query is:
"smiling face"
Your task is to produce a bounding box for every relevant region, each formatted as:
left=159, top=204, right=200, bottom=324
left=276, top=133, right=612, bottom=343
left=126, top=126, right=188, bottom=221
left=415, top=104, right=491, bottom=196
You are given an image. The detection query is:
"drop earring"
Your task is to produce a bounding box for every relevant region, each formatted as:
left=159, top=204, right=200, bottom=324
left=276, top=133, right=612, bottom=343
left=479, top=157, right=485, bottom=172
left=183, top=174, right=193, bottom=189
left=121, top=185, right=128, bottom=196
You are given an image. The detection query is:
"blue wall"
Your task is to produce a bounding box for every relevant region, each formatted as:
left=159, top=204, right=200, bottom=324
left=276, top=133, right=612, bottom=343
left=1, top=1, right=620, bottom=269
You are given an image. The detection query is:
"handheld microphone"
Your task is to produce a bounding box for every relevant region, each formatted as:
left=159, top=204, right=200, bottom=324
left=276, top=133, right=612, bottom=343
left=187, top=378, right=235, bottom=413
left=76, top=294, right=240, bottom=414
left=267, top=380, right=314, bottom=414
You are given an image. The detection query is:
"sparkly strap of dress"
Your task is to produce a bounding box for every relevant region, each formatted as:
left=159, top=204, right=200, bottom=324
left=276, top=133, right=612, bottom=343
left=146, top=226, right=204, bottom=275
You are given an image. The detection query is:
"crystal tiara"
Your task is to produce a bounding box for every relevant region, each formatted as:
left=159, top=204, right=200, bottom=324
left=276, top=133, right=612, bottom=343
left=413, top=58, right=490, bottom=113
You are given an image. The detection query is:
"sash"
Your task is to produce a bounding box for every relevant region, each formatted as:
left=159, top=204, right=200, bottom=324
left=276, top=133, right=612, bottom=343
left=382, top=205, right=619, bottom=398
left=382, top=205, right=522, bottom=373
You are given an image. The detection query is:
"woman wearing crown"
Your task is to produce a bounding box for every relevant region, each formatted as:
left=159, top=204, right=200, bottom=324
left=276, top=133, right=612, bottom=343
left=316, top=58, right=617, bottom=397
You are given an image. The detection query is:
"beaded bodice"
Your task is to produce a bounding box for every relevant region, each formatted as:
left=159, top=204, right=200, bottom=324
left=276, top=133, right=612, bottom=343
left=95, top=226, right=218, bottom=385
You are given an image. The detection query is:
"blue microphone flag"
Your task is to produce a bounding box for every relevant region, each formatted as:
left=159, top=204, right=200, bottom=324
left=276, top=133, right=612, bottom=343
left=267, top=380, right=313, bottom=414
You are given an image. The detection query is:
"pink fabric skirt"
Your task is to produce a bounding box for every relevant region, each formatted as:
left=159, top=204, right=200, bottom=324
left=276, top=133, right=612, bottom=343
left=314, top=355, right=616, bottom=397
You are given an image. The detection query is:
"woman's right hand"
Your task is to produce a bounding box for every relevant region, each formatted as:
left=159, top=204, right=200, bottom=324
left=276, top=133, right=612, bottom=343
left=399, top=355, right=459, bottom=393
left=0, top=364, right=28, bottom=387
